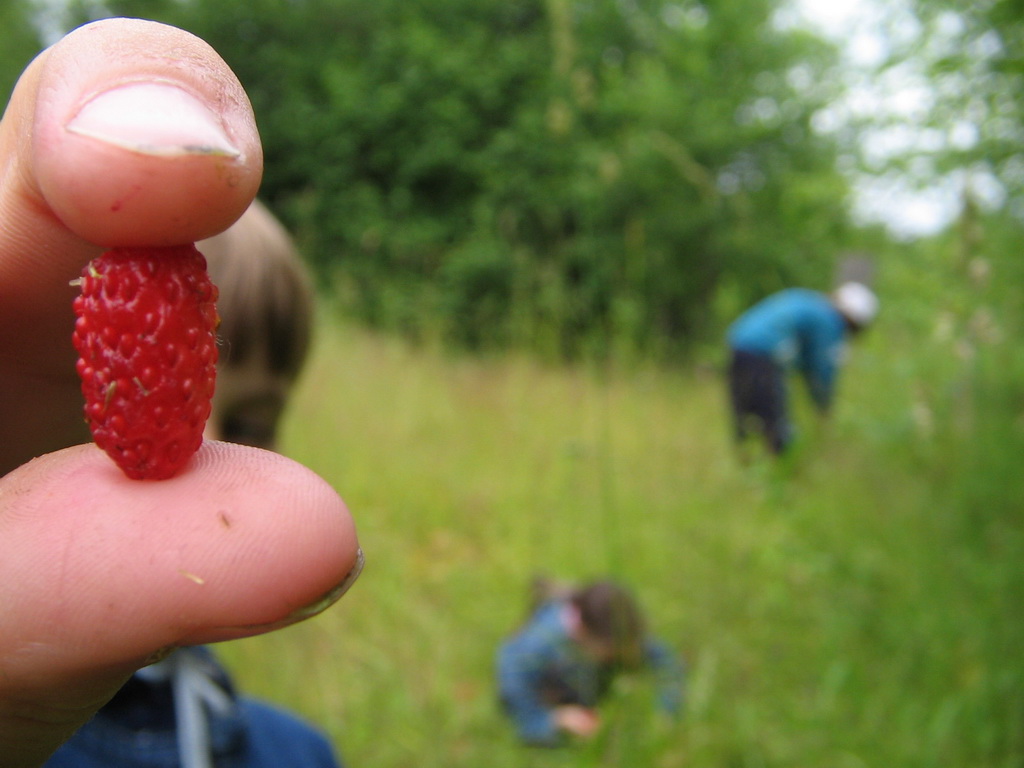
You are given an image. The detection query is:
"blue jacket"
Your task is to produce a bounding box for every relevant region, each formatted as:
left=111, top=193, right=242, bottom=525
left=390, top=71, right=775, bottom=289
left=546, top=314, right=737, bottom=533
left=496, top=601, right=684, bottom=746
left=45, top=647, right=341, bottom=768
left=727, top=288, right=848, bottom=409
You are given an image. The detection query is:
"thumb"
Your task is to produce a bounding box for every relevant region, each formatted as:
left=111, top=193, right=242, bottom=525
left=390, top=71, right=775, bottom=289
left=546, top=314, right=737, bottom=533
left=2, top=17, right=262, bottom=252
left=0, top=442, right=361, bottom=768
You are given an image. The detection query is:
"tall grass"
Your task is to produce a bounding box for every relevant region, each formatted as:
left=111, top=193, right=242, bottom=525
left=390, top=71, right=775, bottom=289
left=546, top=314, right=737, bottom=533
left=217, top=291, right=1022, bottom=766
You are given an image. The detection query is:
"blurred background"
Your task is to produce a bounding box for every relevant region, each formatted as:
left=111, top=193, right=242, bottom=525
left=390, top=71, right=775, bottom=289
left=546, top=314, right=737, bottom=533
left=3, top=0, right=1022, bottom=765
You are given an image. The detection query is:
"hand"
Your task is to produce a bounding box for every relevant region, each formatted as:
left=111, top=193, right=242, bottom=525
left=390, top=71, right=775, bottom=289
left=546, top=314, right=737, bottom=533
left=0, top=19, right=361, bottom=768
left=553, top=705, right=601, bottom=738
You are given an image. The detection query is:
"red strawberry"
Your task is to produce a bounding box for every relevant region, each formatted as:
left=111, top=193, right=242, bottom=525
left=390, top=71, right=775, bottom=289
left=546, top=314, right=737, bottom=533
left=72, top=244, right=219, bottom=480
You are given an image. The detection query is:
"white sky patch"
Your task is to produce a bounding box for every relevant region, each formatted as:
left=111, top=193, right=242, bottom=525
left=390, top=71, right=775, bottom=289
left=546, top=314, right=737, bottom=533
left=31, top=0, right=112, bottom=45
left=31, top=0, right=71, bottom=45
left=779, top=0, right=965, bottom=238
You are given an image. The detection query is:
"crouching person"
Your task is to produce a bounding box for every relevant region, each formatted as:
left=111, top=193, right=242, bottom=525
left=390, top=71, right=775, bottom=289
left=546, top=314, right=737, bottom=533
left=496, top=578, right=684, bottom=746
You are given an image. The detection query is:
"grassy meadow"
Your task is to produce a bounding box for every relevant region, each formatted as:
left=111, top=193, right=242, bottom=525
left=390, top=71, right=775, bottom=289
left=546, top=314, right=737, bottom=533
left=217, top=273, right=1023, bottom=767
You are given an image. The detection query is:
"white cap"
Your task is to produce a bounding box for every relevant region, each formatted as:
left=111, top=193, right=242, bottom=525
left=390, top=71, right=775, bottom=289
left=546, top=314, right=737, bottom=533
left=834, top=282, right=878, bottom=327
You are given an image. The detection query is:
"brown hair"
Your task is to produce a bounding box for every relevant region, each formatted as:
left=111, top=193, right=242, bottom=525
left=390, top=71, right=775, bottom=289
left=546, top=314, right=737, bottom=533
left=571, top=580, right=646, bottom=665
left=198, top=200, right=314, bottom=381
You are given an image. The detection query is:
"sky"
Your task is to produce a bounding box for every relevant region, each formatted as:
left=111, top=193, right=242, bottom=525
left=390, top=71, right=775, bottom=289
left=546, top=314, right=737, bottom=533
left=786, top=0, right=964, bottom=238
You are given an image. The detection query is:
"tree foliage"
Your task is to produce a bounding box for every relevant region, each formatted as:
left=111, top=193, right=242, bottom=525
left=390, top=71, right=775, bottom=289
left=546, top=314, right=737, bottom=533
left=0, top=0, right=44, bottom=106
left=895, top=0, right=1024, bottom=219
left=894, top=1, right=1024, bottom=328
left=69, top=0, right=856, bottom=357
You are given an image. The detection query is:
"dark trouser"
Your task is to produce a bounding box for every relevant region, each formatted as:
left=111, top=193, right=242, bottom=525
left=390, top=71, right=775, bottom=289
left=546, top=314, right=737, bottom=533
left=728, top=349, right=791, bottom=454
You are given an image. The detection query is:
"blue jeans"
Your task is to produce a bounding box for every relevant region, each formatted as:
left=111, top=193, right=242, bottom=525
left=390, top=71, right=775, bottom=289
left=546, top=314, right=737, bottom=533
left=45, top=647, right=342, bottom=768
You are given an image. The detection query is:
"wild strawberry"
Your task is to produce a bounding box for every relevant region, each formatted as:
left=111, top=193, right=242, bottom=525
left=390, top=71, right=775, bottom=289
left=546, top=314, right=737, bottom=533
left=72, top=245, right=219, bottom=480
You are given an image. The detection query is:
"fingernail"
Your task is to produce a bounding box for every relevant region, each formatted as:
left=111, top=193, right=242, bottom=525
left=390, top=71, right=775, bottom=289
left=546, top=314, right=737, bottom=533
left=204, top=549, right=365, bottom=638
left=66, top=82, right=241, bottom=158
left=287, top=547, right=366, bottom=622
left=142, top=644, right=179, bottom=667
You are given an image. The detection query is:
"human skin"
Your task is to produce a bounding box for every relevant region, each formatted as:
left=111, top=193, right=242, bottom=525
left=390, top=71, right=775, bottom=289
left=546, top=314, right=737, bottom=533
left=0, top=19, right=361, bottom=768
left=554, top=705, right=601, bottom=738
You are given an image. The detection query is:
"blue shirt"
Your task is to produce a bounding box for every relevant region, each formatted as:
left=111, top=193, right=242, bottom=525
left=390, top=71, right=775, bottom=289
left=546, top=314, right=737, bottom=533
left=45, top=647, right=342, bottom=768
left=496, top=601, right=684, bottom=745
left=727, top=288, right=848, bottom=409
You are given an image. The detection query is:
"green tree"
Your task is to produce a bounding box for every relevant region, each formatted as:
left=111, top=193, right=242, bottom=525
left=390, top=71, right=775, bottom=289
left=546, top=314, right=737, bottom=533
left=102, top=0, right=857, bottom=359
left=903, top=1, right=1024, bottom=215
left=0, top=0, right=44, bottom=105
left=879, top=0, right=1024, bottom=530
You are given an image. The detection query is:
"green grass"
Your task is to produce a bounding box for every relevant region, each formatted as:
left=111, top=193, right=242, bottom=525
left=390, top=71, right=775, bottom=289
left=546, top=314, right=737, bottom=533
left=217, top=312, right=1023, bottom=767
